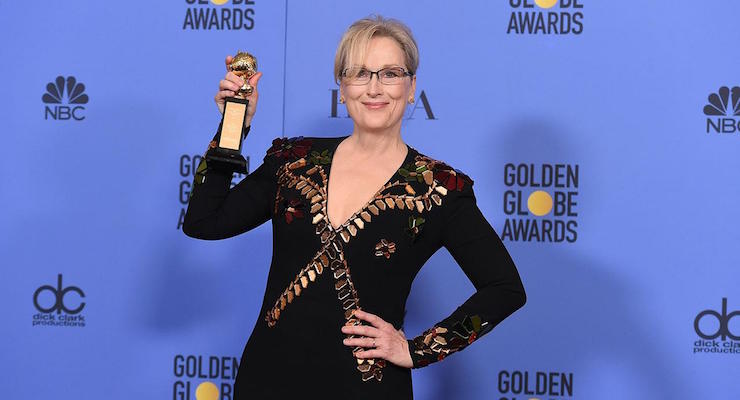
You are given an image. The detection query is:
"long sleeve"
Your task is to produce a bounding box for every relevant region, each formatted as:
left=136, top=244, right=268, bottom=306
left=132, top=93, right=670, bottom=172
left=407, top=180, right=526, bottom=369
left=182, top=127, right=278, bottom=240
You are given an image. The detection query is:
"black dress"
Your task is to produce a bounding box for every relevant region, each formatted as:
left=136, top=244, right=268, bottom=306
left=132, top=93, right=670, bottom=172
left=183, top=133, right=526, bottom=399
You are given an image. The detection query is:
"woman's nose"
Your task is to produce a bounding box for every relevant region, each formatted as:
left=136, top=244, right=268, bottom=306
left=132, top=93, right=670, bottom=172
left=366, top=74, right=383, bottom=95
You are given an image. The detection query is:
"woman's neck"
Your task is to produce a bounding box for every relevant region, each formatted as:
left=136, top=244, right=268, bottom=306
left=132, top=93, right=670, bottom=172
left=345, top=127, right=406, bottom=158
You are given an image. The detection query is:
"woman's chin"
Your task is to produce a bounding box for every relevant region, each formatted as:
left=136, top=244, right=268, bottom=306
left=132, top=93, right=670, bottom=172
left=355, top=119, right=402, bottom=133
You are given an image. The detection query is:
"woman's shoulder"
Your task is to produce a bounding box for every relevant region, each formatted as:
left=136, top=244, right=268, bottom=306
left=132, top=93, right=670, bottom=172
left=263, top=135, right=343, bottom=163
left=406, top=146, right=475, bottom=193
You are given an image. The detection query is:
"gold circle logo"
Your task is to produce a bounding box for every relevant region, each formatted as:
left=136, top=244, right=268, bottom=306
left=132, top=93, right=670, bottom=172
left=535, top=0, right=558, bottom=8
left=211, top=0, right=229, bottom=5
left=527, top=191, right=553, bottom=216
left=195, top=382, right=219, bottom=400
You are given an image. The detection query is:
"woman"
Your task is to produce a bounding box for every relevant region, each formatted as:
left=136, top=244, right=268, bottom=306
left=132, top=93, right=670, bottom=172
left=184, top=15, right=526, bottom=399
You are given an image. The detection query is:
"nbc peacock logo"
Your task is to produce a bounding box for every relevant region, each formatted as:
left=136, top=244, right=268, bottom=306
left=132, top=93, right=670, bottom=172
left=42, top=76, right=88, bottom=121
left=704, top=86, right=740, bottom=134
left=506, top=0, right=584, bottom=35
left=182, top=0, right=255, bottom=30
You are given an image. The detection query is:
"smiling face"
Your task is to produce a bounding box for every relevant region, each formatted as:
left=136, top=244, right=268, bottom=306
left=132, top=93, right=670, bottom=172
left=340, top=36, right=416, bottom=135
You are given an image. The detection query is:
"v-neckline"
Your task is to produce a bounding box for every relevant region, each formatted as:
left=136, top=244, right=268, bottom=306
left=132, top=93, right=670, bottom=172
left=324, top=135, right=414, bottom=232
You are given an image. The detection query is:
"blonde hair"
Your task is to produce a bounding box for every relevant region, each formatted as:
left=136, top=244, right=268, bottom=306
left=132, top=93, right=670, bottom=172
left=334, top=15, right=419, bottom=84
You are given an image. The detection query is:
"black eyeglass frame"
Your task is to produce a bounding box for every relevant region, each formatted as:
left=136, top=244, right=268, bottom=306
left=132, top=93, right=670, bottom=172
left=340, top=66, right=414, bottom=85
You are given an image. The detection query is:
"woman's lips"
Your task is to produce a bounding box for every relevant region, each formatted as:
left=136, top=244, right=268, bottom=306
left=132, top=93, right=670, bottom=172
left=362, top=102, right=388, bottom=110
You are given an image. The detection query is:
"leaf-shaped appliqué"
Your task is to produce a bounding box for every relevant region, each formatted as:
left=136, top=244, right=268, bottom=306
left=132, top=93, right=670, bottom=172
left=308, top=149, right=332, bottom=165
left=374, top=239, right=396, bottom=259
left=266, top=136, right=313, bottom=160
left=406, top=216, right=425, bottom=243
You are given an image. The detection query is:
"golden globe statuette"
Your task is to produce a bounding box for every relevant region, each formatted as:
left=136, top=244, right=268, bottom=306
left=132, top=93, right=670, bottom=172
left=206, top=51, right=257, bottom=174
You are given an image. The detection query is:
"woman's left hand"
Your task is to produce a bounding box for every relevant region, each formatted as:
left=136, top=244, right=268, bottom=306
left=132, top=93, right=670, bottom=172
left=341, top=309, right=414, bottom=369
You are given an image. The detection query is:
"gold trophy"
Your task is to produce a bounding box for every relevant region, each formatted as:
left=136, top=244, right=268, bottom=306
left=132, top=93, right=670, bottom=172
left=206, top=51, right=257, bottom=173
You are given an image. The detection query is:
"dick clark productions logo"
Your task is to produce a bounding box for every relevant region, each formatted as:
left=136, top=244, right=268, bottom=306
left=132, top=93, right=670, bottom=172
left=32, top=274, right=86, bottom=328
left=42, top=76, right=88, bottom=121
left=693, top=298, right=739, bottom=354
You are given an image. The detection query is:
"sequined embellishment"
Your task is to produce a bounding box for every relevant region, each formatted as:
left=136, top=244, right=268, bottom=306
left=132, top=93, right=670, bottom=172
left=374, top=239, right=396, bottom=259
left=406, top=216, right=425, bottom=243
left=308, top=149, right=333, bottom=165
left=283, top=198, right=305, bottom=224
left=263, top=138, right=469, bottom=382
left=266, top=136, right=313, bottom=159
left=400, top=155, right=473, bottom=191
left=193, top=156, right=209, bottom=188
left=409, top=314, right=492, bottom=368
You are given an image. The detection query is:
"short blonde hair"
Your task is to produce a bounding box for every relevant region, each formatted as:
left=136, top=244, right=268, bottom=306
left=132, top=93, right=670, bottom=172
left=334, top=15, right=419, bottom=84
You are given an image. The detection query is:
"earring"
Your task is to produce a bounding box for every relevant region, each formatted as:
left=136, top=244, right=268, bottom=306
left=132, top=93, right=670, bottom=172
left=339, top=96, right=345, bottom=104
left=408, top=96, right=414, bottom=104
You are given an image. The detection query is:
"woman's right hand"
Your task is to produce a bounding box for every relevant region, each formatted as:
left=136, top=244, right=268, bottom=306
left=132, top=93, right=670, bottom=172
left=215, top=55, right=263, bottom=128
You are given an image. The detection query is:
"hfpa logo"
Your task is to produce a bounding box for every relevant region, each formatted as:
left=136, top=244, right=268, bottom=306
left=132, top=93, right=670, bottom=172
left=703, top=86, right=739, bottom=134
left=42, top=76, right=89, bottom=121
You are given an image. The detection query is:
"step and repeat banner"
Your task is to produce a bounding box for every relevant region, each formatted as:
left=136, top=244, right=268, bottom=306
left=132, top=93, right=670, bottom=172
left=1, top=1, right=738, bottom=399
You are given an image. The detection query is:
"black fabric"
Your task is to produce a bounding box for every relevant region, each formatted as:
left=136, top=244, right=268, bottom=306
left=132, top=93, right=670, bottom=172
left=183, top=135, right=525, bottom=399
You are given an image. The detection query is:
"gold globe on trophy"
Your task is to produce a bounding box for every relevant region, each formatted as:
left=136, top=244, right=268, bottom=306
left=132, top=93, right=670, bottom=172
left=229, top=51, right=258, bottom=97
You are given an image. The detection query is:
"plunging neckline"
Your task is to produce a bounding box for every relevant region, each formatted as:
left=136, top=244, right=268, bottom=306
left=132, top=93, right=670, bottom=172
left=325, top=135, right=414, bottom=231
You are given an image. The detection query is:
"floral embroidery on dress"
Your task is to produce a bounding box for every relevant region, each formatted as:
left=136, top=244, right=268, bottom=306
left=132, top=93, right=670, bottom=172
left=191, top=141, right=220, bottom=189
left=409, top=314, right=492, bottom=368
left=401, top=155, right=473, bottom=192
left=193, top=155, right=209, bottom=188
left=262, top=137, right=475, bottom=382
left=308, top=149, right=333, bottom=165
left=283, top=198, right=305, bottom=224
left=435, top=167, right=470, bottom=191
left=266, top=136, right=313, bottom=159
left=374, top=239, right=396, bottom=259
left=406, top=216, right=425, bottom=243
left=399, top=160, right=434, bottom=185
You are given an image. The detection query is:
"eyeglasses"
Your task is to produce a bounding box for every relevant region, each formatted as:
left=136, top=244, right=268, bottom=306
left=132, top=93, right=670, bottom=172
left=341, top=66, right=413, bottom=85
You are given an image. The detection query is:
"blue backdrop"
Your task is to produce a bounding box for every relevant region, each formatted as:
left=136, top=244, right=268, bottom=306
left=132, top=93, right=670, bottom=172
left=2, top=1, right=738, bottom=399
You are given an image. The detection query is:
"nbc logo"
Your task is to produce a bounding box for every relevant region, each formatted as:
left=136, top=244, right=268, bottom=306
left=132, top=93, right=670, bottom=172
left=42, top=76, right=88, bottom=121
left=704, top=86, right=740, bottom=134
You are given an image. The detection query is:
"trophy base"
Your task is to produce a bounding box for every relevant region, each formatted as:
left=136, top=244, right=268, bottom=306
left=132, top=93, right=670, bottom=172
left=206, top=96, right=249, bottom=174
left=206, top=148, right=247, bottom=174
